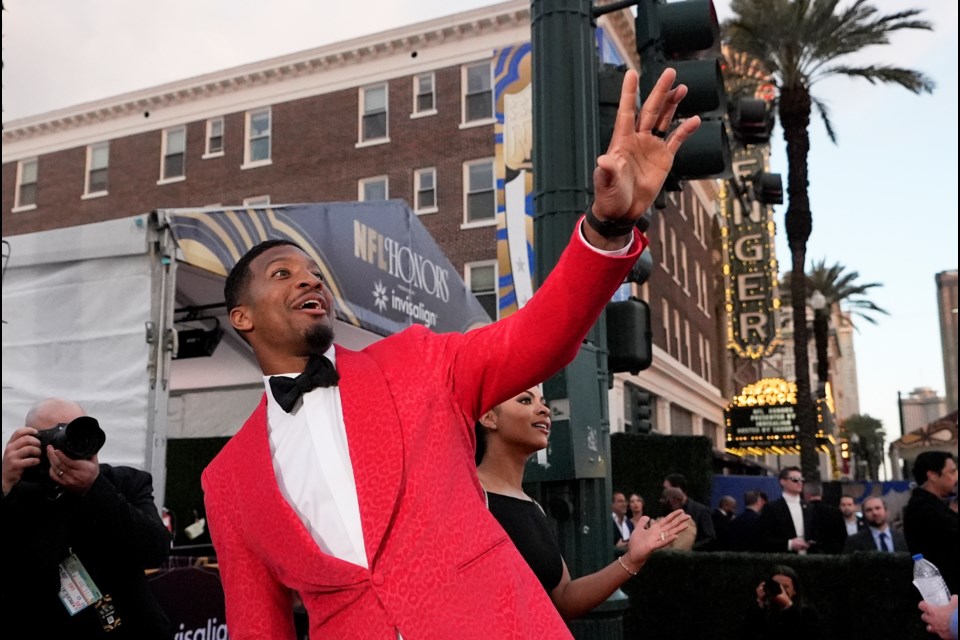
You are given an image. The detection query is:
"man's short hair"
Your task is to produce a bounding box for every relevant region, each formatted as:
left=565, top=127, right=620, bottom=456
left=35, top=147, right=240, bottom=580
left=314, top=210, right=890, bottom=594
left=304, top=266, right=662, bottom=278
left=912, top=451, right=956, bottom=485
left=744, top=490, right=767, bottom=507
left=664, top=473, right=688, bottom=492
left=862, top=496, right=887, bottom=509
left=804, top=479, right=823, bottom=497
left=778, top=466, right=802, bottom=481
left=224, top=239, right=304, bottom=312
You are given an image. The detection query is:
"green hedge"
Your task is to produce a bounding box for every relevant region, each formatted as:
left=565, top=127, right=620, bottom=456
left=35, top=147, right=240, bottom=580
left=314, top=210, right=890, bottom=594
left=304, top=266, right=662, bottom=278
left=611, top=432, right=714, bottom=508
left=620, top=551, right=926, bottom=640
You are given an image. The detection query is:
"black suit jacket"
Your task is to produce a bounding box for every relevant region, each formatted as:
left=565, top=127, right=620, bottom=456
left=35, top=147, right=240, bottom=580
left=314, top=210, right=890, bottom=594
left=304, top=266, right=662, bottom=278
left=0, top=464, right=172, bottom=639
left=807, top=501, right=847, bottom=554
left=757, top=497, right=815, bottom=553
left=727, top=508, right=764, bottom=552
left=903, top=487, right=959, bottom=594
left=684, top=499, right=717, bottom=550
left=843, top=527, right=908, bottom=553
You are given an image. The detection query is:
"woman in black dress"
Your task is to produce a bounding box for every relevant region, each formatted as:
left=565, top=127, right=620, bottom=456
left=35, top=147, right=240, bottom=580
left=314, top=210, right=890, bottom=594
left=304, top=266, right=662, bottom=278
left=475, top=386, right=690, bottom=620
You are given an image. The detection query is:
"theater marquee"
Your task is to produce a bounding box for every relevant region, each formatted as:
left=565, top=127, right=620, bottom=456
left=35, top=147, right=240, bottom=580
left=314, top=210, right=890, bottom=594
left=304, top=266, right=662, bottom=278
left=720, top=148, right=782, bottom=359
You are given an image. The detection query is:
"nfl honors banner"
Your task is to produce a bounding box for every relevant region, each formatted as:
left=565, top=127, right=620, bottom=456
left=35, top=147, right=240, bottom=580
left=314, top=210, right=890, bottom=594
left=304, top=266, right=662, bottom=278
left=164, top=201, right=491, bottom=337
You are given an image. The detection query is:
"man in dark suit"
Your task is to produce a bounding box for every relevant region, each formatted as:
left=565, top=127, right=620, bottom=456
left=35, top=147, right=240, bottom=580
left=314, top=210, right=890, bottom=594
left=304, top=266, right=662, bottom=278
left=904, top=451, right=959, bottom=594
left=1, top=398, right=172, bottom=639
left=803, top=480, right=847, bottom=554
left=712, top=495, right=737, bottom=551
left=758, top=466, right=814, bottom=553
left=728, top=490, right=768, bottom=552
left=843, top=496, right=908, bottom=553
left=839, top=495, right=866, bottom=536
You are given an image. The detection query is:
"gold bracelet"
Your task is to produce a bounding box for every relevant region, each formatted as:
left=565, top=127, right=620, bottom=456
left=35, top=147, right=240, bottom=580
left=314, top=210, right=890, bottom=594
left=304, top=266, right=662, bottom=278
left=617, top=556, right=639, bottom=577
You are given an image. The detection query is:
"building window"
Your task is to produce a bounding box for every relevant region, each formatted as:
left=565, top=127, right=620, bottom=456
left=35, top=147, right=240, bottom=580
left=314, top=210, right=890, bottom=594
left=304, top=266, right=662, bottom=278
left=684, top=319, right=692, bottom=367
left=701, top=268, right=711, bottom=318
left=243, top=195, right=270, bottom=206
left=698, top=333, right=707, bottom=378
left=464, top=159, right=495, bottom=224
left=359, top=176, right=388, bottom=201
left=463, top=61, right=493, bottom=123
left=659, top=216, right=668, bottom=270
left=670, top=404, right=693, bottom=435
left=673, top=309, right=681, bottom=358
left=704, top=337, right=713, bottom=383
left=695, top=262, right=703, bottom=309
left=14, top=158, right=38, bottom=210
left=670, top=229, right=679, bottom=283
left=206, top=117, right=224, bottom=156
left=662, top=299, right=671, bottom=353
left=678, top=190, right=688, bottom=220
left=85, top=142, right=109, bottom=196
left=361, top=84, right=388, bottom=142
left=244, top=108, right=271, bottom=166
left=161, top=126, right=186, bottom=182
left=681, top=243, right=689, bottom=294
left=466, top=261, right=498, bottom=321
left=413, top=73, right=435, bottom=115
left=414, top=168, right=437, bottom=213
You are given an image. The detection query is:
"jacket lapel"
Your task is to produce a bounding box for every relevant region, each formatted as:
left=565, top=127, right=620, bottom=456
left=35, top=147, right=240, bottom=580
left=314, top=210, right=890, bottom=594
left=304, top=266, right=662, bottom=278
left=238, top=397, right=368, bottom=588
left=336, top=346, right=405, bottom=566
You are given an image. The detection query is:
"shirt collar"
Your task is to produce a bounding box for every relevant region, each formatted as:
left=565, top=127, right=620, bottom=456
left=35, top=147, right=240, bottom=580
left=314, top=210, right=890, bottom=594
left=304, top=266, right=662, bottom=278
left=262, top=345, right=337, bottom=387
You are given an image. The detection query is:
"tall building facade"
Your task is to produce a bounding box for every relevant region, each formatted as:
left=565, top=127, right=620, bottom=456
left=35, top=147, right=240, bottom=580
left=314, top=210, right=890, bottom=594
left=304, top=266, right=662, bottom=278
left=936, top=269, right=958, bottom=413
left=2, top=1, right=730, bottom=446
left=899, top=387, right=947, bottom=434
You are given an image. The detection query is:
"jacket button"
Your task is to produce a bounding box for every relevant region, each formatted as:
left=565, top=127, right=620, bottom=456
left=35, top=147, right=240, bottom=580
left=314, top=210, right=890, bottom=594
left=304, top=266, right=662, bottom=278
left=372, top=571, right=385, bottom=586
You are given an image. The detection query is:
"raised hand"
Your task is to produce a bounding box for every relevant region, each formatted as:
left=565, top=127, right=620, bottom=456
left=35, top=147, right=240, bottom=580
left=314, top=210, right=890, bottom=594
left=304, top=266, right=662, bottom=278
left=2, top=427, right=41, bottom=495
left=624, top=508, right=692, bottom=568
left=588, top=68, right=700, bottom=244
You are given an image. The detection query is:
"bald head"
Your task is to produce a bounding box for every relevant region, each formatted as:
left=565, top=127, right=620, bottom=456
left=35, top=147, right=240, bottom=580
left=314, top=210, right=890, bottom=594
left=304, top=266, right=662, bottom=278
left=25, top=398, right=86, bottom=430
left=661, top=486, right=685, bottom=512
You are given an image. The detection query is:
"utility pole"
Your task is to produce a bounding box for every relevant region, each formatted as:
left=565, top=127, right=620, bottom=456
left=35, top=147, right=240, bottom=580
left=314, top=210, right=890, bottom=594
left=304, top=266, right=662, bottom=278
left=529, top=1, right=626, bottom=638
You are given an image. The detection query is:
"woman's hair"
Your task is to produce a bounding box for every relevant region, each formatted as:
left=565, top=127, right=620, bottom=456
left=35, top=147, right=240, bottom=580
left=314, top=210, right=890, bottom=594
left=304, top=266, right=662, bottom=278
left=629, top=493, right=645, bottom=517
left=474, top=420, right=488, bottom=466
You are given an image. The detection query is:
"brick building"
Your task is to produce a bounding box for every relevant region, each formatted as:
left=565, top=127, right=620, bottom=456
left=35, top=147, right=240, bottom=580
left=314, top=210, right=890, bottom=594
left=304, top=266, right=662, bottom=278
left=2, top=0, right=731, bottom=445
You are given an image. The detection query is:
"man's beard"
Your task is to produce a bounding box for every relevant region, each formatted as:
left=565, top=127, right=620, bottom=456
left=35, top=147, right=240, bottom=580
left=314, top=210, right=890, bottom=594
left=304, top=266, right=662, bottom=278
left=305, top=322, right=335, bottom=355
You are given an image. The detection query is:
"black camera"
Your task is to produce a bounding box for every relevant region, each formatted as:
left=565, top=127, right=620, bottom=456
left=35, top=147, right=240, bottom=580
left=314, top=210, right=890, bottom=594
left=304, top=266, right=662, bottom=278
left=763, top=576, right=783, bottom=600
left=22, top=416, right=106, bottom=483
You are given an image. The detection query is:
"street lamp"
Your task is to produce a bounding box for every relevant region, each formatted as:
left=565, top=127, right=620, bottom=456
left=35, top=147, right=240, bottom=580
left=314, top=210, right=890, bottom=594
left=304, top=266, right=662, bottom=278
left=808, top=289, right=829, bottom=399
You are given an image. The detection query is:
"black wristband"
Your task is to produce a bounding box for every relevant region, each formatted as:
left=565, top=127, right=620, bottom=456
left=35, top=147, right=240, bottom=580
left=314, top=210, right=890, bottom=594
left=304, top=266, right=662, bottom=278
left=584, top=206, right=638, bottom=239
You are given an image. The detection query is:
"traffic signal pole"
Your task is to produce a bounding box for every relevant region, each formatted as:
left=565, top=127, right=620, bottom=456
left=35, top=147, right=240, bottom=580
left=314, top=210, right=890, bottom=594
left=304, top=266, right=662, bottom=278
left=529, top=1, right=627, bottom=638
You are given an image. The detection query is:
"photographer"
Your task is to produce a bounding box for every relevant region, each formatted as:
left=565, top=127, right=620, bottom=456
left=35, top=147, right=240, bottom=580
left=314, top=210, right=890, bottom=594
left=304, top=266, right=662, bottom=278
left=1, top=398, right=172, bottom=639
left=742, top=565, right=826, bottom=640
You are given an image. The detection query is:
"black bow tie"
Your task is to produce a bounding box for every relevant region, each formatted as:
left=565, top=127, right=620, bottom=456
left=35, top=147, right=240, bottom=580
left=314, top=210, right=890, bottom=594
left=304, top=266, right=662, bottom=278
left=269, top=353, right=340, bottom=413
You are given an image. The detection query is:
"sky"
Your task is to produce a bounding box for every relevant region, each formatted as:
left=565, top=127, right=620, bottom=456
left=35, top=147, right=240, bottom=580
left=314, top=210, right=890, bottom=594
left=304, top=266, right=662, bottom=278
left=3, top=1, right=957, bottom=455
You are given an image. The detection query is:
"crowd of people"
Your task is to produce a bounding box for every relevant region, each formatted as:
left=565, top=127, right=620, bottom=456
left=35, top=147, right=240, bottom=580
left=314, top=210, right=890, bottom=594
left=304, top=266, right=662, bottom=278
left=1, top=62, right=956, bottom=639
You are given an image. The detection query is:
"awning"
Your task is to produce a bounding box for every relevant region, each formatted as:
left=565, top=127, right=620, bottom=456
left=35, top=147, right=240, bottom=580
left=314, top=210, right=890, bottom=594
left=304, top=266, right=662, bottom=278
left=890, top=411, right=958, bottom=450
left=162, top=201, right=491, bottom=337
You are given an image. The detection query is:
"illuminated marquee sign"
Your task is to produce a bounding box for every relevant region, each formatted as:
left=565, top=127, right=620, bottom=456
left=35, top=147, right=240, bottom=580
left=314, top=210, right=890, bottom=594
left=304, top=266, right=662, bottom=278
left=725, top=378, right=831, bottom=455
left=721, top=147, right=782, bottom=359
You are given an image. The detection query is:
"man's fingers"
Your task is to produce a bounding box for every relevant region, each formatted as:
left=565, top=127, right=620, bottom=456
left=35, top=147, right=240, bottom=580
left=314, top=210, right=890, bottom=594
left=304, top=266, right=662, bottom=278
left=666, top=116, right=701, bottom=154
left=636, top=68, right=679, bottom=134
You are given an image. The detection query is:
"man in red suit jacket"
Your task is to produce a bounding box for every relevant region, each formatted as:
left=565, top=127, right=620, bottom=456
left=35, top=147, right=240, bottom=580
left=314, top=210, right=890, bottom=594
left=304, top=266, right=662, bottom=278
left=202, top=68, right=700, bottom=639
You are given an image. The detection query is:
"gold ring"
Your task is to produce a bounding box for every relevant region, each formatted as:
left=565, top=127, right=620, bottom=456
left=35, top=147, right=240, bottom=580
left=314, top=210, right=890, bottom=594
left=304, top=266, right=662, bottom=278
left=660, top=531, right=665, bottom=541
left=58, top=470, right=64, bottom=477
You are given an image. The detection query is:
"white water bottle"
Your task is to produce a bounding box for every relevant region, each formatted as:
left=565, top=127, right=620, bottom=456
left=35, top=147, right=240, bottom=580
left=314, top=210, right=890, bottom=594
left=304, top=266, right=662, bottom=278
left=912, top=554, right=951, bottom=606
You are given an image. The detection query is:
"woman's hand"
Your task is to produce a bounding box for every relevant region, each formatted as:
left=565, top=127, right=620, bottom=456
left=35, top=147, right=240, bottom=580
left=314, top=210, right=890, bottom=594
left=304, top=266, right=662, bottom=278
left=623, top=509, right=691, bottom=567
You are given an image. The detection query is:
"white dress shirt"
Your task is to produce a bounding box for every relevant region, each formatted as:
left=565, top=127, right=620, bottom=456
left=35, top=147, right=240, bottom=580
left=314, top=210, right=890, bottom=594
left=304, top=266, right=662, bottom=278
left=265, top=346, right=368, bottom=568
left=783, top=492, right=805, bottom=553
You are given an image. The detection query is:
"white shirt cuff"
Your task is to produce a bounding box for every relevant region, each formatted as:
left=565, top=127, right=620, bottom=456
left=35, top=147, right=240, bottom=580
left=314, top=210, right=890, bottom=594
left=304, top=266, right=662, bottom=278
left=577, top=218, right=635, bottom=256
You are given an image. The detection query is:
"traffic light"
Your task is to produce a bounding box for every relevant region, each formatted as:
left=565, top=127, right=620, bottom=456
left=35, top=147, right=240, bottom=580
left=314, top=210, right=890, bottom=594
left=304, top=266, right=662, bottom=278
left=636, top=0, right=730, bottom=181
left=626, top=384, right=654, bottom=434
left=731, top=97, right=774, bottom=146
left=606, top=297, right=652, bottom=374
left=751, top=172, right=783, bottom=205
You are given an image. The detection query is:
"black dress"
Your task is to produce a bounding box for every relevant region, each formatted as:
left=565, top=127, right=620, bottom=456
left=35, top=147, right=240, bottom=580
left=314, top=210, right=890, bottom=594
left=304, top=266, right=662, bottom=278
left=486, top=492, right=564, bottom=592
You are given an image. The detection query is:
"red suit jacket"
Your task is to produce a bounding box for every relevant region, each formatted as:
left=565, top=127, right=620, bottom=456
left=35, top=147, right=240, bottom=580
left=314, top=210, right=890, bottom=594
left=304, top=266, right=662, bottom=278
left=202, top=224, right=645, bottom=639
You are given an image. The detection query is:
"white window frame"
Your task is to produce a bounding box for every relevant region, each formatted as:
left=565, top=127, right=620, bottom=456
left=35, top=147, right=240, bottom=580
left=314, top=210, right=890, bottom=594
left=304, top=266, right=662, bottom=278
left=411, top=72, right=437, bottom=118
left=694, top=262, right=703, bottom=310
left=243, top=107, right=272, bottom=169
left=358, top=83, right=389, bottom=146
left=662, top=299, right=671, bottom=354
left=658, top=215, right=668, bottom=270
left=678, top=189, right=688, bottom=220
left=13, top=157, right=38, bottom=212
left=414, top=167, right=438, bottom=214
left=670, top=229, right=680, bottom=284
left=243, top=195, right=271, bottom=207
left=159, top=125, right=187, bottom=184
left=673, top=309, right=681, bottom=358
left=681, top=243, right=689, bottom=295
left=83, top=141, right=110, bottom=199
left=460, top=61, right=494, bottom=127
left=704, top=337, right=713, bottom=383
left=358, top=175, right=389, bottom=202
left=465, top=260, right=499, bottom=321
left=462, top=158, right=496, bottom=228
left=698, top=333, right=707, bottom=378
left=204, top=117, right=224, bottom=158
left=701, top=268, right=711, bottom=318
left=684, top=319, right=692, bottom=367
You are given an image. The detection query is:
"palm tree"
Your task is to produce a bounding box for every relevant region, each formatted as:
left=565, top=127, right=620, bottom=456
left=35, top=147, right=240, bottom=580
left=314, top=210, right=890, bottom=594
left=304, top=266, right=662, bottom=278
left=782, top=259, right=888, bottom=396
left=724, top=0, right=934, bottom=481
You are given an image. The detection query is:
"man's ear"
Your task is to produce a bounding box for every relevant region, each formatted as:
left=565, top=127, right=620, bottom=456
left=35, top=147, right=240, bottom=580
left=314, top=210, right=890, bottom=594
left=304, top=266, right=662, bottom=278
left=230, top=306, right=253, bottom=333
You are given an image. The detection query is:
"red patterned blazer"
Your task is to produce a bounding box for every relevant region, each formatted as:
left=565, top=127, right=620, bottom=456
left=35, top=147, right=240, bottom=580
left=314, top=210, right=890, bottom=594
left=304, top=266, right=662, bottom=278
left=202, top=225, right=646, bottom=639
